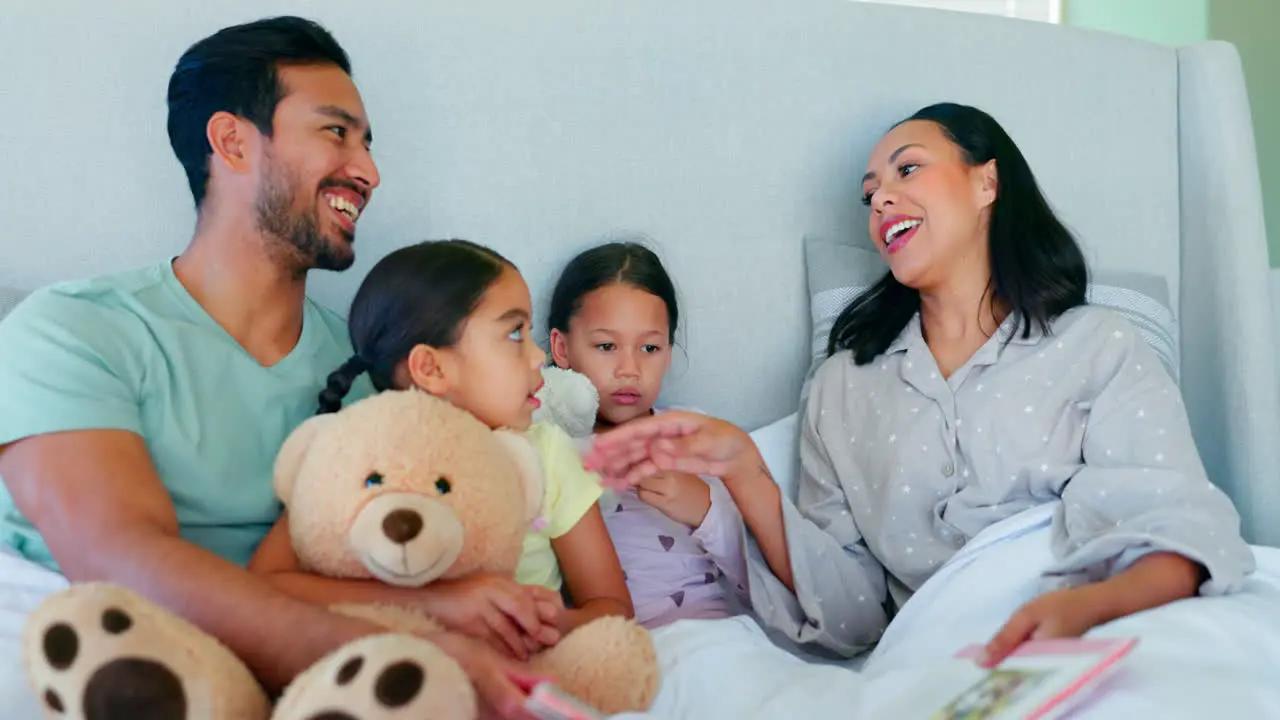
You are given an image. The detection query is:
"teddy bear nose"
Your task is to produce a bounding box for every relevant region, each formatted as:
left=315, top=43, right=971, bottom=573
left=381, top=509, right=424, bottom=544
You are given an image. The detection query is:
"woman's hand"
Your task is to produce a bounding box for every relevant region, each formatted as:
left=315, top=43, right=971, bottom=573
left=430, top=630, right=550, bottom=720
left=981, top=552, right=1204, bottom=667
left=637, top=471, right=712, bottom=528
left=980, top=584, right=1114, bottom=667
left=422, top=573, right=564, bottom=660
left=586, top=409, right=801, bottom=589
left=584, top=410, right=754, bottom=489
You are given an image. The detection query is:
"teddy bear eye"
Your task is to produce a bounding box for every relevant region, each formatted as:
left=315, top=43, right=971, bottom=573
left=435, top=477, right=451, bottom=494
left=365, top=473, right=384, bottom=488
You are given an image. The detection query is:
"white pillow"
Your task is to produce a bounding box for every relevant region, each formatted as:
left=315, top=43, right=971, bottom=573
left=748, top=412, right=801, bottom=503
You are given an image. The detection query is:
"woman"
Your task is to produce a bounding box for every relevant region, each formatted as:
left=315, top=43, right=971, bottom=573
left=584, top=102, right=1254, bottom=667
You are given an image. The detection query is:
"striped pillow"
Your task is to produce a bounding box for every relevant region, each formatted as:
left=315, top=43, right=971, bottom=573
left=1086, top=275, right=1179, bottom=382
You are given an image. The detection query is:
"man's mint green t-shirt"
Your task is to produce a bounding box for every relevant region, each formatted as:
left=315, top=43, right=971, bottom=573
left=0, top=261, right=371, bottom=571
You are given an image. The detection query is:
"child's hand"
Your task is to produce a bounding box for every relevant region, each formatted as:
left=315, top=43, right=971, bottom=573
left=528, top=585, right=567, bottom=641
left=637, top=471, right=712, bottom=528
left=980, top=583, right=1115, bottom=667
left=423, top=573, right=564, bottom=661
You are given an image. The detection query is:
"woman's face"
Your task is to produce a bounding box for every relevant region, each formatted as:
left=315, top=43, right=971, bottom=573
left=861, top=120, right=997, bottom=292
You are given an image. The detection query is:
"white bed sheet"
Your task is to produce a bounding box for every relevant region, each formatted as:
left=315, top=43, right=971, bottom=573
left=619, top=504, right=1280, bottom=719
left=0, top=547, right=69, bottom=719
left=5, top=507, right=1277, bottom=719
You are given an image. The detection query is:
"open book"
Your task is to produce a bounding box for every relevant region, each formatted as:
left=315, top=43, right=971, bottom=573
left=886, top=637, right=1137, bottom=720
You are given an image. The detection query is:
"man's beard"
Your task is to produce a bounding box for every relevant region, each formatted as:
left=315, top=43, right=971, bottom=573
left=254, top=157, right=355, bottom=276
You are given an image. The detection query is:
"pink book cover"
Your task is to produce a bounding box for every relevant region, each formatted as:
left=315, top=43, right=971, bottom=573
left=932, top=637, right=1137, bottom=720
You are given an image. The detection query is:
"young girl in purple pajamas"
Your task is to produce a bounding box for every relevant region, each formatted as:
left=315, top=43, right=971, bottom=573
left=547, top=242, right=751, bottom=629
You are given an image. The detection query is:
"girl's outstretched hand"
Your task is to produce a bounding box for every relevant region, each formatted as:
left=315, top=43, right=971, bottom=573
left=583, top=410, right=753, bottom=489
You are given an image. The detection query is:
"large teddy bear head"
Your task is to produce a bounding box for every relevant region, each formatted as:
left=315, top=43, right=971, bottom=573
left=273, top=389, right=546, bottom=586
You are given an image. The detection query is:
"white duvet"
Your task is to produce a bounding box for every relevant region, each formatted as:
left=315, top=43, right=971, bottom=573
left=620, top=504, right=1280, bottom=719
left=4, top=507, right=1278, bottom=718
left=0, top=547, right=69, bottom=720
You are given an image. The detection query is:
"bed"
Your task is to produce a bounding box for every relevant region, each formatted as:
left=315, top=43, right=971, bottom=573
left=602, top=414, right=1280, bottom=718
left=2, top=0, right=1278, bottom=717
left=620, top=502, right=1280, bottom=719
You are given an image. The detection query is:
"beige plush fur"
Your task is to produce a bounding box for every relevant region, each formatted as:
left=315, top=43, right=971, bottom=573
left=22, top=388, right=659, bottom=719
left=24, top=581, right=472, bottom=720
left=23, top=582, right=272, bottom=719
left=273, top=632, right=477, bottom=719
left=271, top=390, right=543, bottom=588
left=274, top=390, right=660, bottom=716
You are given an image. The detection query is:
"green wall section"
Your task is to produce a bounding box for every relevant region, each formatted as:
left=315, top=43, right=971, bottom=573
left=1064, top=0, right=1208, bottom=45
left=1209, top=0, right=1280, bottom=265
left=1063, top=0, right=1276, bottom=264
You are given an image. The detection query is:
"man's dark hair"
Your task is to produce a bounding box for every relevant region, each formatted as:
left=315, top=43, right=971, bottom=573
left=166, top=16, right=351, bottom=208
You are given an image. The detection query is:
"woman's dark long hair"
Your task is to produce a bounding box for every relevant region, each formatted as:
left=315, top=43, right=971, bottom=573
left=316, top=239, right=513, bottom=413
left=827, top=103, right=1088, bottom=364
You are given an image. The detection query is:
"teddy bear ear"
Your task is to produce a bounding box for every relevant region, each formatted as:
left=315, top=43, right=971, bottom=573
left=490, top=429, right=547, bottom=524
left=536, top=366, right=600, bottom=439
left=273, top=413, right=341, bottom=503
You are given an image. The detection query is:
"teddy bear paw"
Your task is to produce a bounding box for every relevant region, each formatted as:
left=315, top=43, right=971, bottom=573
left=22, top=582, right=267, bottom=720
left=272, top=633, right=476, bottom=720
left=531, top=616, right=660, bottom=715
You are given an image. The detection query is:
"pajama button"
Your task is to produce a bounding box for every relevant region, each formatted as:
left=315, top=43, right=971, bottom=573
left=941, top=461, right=955, bottom=477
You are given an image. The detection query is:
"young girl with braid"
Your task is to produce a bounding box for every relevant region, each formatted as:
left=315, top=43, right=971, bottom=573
left=248, top=239, right=634, bottom=663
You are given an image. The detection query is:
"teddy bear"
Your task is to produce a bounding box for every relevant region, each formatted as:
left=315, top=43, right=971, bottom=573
left=19, top=387, right=659, bottom=719
left=271, top=387, right=660, bottom=717
left=24, top=582, right=474, bottom=719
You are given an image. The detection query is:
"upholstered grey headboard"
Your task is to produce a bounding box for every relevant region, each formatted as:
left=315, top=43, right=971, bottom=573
left=0, top=288, right=27, bottom=322
left=1, top=0, right=1276, bottom=544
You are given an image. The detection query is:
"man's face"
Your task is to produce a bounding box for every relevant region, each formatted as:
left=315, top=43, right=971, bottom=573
left=253, top=64, right=379, bottom=274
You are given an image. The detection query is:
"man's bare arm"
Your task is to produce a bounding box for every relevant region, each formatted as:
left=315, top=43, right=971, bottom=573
left=0, top=430, right=381, bottom=692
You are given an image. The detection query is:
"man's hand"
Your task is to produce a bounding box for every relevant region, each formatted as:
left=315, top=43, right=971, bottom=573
left=637, top=471, right=712, bottom=528
left=424, top=574, right=564, bottom=660
left=431, top=631, right=549, bottom=720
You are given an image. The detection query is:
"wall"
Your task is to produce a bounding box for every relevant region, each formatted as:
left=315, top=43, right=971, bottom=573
left=1210, top=0, right=1280, bottom=264
left=0, top=0, right=1203, bottom=433
left=1064, top=0, right=1208, bottom=45
left=1064, top=0, right=1277, bottom=265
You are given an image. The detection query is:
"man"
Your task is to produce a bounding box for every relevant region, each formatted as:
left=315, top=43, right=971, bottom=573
left=0, top=16, right=535, bottom=718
